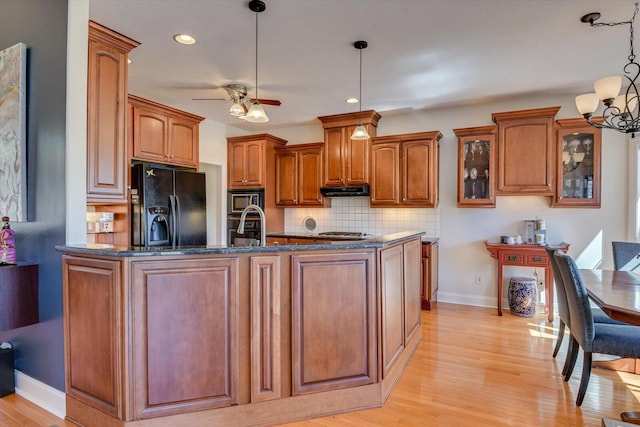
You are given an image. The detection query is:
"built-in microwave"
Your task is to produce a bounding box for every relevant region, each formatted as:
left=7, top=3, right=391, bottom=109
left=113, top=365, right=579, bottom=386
left=228, top=189, right=265, bottom=215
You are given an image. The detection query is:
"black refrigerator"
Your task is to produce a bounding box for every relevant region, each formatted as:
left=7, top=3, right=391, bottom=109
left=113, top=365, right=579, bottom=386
left=131, top=163, right=207, bottom=247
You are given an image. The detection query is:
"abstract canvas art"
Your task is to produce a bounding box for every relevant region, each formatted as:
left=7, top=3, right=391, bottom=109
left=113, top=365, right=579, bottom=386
left=0, top=43, right=27, bottom=222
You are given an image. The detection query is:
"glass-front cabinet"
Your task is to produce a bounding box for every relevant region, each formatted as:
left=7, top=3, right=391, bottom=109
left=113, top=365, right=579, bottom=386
left=552, top=118, right=601, bottom=208
left=454, top=125, right=496, bottom=208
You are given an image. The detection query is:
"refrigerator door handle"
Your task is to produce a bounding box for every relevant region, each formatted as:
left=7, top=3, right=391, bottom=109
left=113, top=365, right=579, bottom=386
left=174, top=195, right=182, bottom=246
left=168, top=195, right=177, bottom=246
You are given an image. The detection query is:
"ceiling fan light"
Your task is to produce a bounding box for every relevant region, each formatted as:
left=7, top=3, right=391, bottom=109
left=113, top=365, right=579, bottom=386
left=244, top=102, right=269, bottom=123
left=351, top=124, right=370, bottom=140
left=575, top=93, right=599, bottom=115
left=594, top=76, right=622, bottom=103
left=229, top=102, right=245, bottom=117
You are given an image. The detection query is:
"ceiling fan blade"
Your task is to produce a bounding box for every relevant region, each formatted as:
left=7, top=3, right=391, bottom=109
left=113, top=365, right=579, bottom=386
left=249, top=98, right=281, bottom=106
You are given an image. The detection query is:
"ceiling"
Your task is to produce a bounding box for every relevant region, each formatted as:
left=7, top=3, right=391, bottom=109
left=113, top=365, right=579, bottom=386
left=89, top=0, right=637, bottom=131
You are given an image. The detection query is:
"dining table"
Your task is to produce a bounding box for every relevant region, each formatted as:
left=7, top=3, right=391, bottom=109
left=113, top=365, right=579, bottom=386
left=580, top=269, right=640, bottom=326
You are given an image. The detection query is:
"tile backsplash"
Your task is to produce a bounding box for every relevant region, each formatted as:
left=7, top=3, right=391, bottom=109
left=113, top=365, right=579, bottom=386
left=284, top=197, right=440, bottom=238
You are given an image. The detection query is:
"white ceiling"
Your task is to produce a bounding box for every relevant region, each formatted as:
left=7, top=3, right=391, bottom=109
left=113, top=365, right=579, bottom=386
left=89, top=0, right=637, bottom=131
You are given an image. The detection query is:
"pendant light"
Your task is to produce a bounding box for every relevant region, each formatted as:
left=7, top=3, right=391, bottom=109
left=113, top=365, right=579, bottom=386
left=245, top=0, right=269, bottom=123
left=575, top=3, right=640, bottom=136
left=351, top=40, right=370, bottom=140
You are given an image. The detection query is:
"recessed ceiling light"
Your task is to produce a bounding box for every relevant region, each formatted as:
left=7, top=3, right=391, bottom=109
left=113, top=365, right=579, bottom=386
left=173, top=34, right=197, bottom=45
left=345, top=97, right=359, bottom=104
left=127, top=58, right=132, bottom=64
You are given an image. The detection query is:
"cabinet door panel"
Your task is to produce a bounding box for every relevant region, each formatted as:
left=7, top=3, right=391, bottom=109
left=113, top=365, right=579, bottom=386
left=370, top=143, right=399, bottom=206
left=87, top=39, right=127, bottom=201
left=169, top=118, right=198, bottom=168
left=291, top=252, right=376, bottom=395
left=276, top=151, right=298, bottom=206
left=403, top=141, right=432, bottom=205
left=131, top=258, right=238, bottom=419
left=324, top=128, right=346, bottom=186
left=133, top=109, right=167, bottom=163
left=345, top=126, right=370, bottom=185
left=63, top=256, right=122, bottom=418
left=403, top=239, right=421, bottom=342
left=244, top=141, right=265, bottom=187
left=552, top=118, right=602, bottom=208
left=298, top=148, right=324, bottom=206
left=380, top=245, right=404, bottom=377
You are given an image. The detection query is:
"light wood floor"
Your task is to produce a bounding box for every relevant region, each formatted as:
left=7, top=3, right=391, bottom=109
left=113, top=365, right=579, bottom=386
left=3, top=303, right=640, bottom=426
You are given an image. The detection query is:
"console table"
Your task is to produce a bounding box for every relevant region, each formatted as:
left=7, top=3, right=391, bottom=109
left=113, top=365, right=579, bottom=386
left=0, top=263, right=39, bottom=331
left=484, top=241, right=569, bottom=322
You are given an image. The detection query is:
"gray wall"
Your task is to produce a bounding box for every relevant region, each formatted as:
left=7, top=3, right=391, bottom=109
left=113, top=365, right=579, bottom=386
left=0, top=0, right=68, bottom=391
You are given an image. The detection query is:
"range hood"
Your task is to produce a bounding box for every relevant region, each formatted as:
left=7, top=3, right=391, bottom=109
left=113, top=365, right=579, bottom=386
left=320, top=185, right=370, bottom=198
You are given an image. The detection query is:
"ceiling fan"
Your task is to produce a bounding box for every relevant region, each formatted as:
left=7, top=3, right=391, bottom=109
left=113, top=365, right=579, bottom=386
left=192, top=84, right=281, bottom=120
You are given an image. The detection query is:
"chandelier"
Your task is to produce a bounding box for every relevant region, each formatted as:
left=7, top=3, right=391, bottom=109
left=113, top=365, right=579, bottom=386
left=575, top=3, right=640, bottom=136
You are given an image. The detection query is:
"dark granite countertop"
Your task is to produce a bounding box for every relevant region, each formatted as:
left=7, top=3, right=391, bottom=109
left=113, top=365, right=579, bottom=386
left=56, top=231, right=426, bottom=257
left=267, top=231, right=438, bottom=244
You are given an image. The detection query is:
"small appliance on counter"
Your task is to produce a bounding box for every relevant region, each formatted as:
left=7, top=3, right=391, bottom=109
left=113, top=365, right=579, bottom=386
left=131, top=163, right=207, bottom=247
left=534, top=217, right=546, bottom=246
left=86, top=212, right=114, bottom=234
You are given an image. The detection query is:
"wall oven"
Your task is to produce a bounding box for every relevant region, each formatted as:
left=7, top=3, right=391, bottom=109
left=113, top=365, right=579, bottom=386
left=227, top=216, right=262, bottom=247
left=228, top=189, right=265, bottom=215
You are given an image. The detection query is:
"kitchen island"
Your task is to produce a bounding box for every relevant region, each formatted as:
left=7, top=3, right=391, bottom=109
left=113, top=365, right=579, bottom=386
left=57, top=231, right=423, bottom=427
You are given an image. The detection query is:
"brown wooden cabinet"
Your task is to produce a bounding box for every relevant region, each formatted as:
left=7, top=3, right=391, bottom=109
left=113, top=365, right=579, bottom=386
left=291, top=251, right=377, bottom=395
left=62, top=255, right=123, bottom=419
left=552, top=117, right=602, bottom=208
left=454, top=125, right=497, bottom=208
left=370, top=131, right=441, bottom=208
left=131, top=257, right=239, bottom=419
left=318, top=111, right=381, bottom=187
left=86, top=21, right=139, bottom=203
left=227, top=134, right=287, bottom=189
left=421, top=241, right=438, bottom=310
left=491, top=106, right=560, bottom=195
left=379, top=238, right=422, bottom=379
left=275, top=143, right=327, bottom=207
left=129, top=95, right=204, bottom=169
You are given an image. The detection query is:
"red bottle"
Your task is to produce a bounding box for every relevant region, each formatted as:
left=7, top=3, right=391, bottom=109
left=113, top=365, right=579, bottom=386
left=1, top=216, right=16, bottom=264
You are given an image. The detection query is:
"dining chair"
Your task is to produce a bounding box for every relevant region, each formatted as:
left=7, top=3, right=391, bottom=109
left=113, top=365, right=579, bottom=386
left=544, top=246, right=626, bottom=377
left=612, top=241, right=640, bottom=271
left=554, top=250, right=640, bottom=406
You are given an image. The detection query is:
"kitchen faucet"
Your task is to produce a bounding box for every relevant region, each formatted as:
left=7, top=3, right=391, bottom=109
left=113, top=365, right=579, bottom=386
left=238, top=204, right=266, bottom=247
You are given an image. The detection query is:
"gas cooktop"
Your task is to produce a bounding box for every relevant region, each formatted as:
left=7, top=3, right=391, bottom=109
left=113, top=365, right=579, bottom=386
left=318, top=231, right=373, bottom=238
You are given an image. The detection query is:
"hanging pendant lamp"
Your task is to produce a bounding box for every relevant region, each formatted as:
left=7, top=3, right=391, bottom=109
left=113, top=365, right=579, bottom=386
left=245, top=0, right=269, bottom=123
left=351, top=40, right=370, bottom=140
left=575, top=3, right=640, bottom=136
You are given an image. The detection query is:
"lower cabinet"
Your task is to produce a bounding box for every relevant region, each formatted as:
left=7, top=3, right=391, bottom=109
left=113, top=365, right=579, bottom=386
left=421, top=241, right=439, bottom=310
left=290, top=252, right=377, bottom=395
left=62, top=239, right=421, bottom=426
left=62, top=256, right=123, bottom=419
left=130, top=257, right=239, bottom=419
left=379, top=239, right=422, bottom=378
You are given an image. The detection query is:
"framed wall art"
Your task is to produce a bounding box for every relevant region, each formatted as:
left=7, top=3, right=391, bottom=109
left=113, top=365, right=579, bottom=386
left=0, top=42, right=27, bottom=222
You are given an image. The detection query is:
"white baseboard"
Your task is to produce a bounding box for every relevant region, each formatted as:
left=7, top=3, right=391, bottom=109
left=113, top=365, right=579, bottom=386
left=14, top=370, right=66, bottom=420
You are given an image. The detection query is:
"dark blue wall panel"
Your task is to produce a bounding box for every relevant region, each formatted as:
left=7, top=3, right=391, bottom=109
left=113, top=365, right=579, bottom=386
left=0, top=0, right=68, bottom=391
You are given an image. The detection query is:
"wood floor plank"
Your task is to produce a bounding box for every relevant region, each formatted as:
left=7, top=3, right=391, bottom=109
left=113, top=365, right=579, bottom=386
left=2, top=303, right=639, bottom=426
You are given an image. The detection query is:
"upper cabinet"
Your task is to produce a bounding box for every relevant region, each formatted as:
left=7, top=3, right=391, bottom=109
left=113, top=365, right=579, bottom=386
left=275, top=143, right=328, bottom=208
left=552, top=118, right=602, bottom=208
left=129, top=95, right=204, bottom=169
left=491, top=106, right=560, bottom=196
left=227, top=134, right=287, bottom=189
left=86, top=21, right=139, bottom=203
left=453, top=125, right=497, bottom=208
left=370, top=131, right=441, bottom=208
left=318, top=111, right=381, bottom=187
